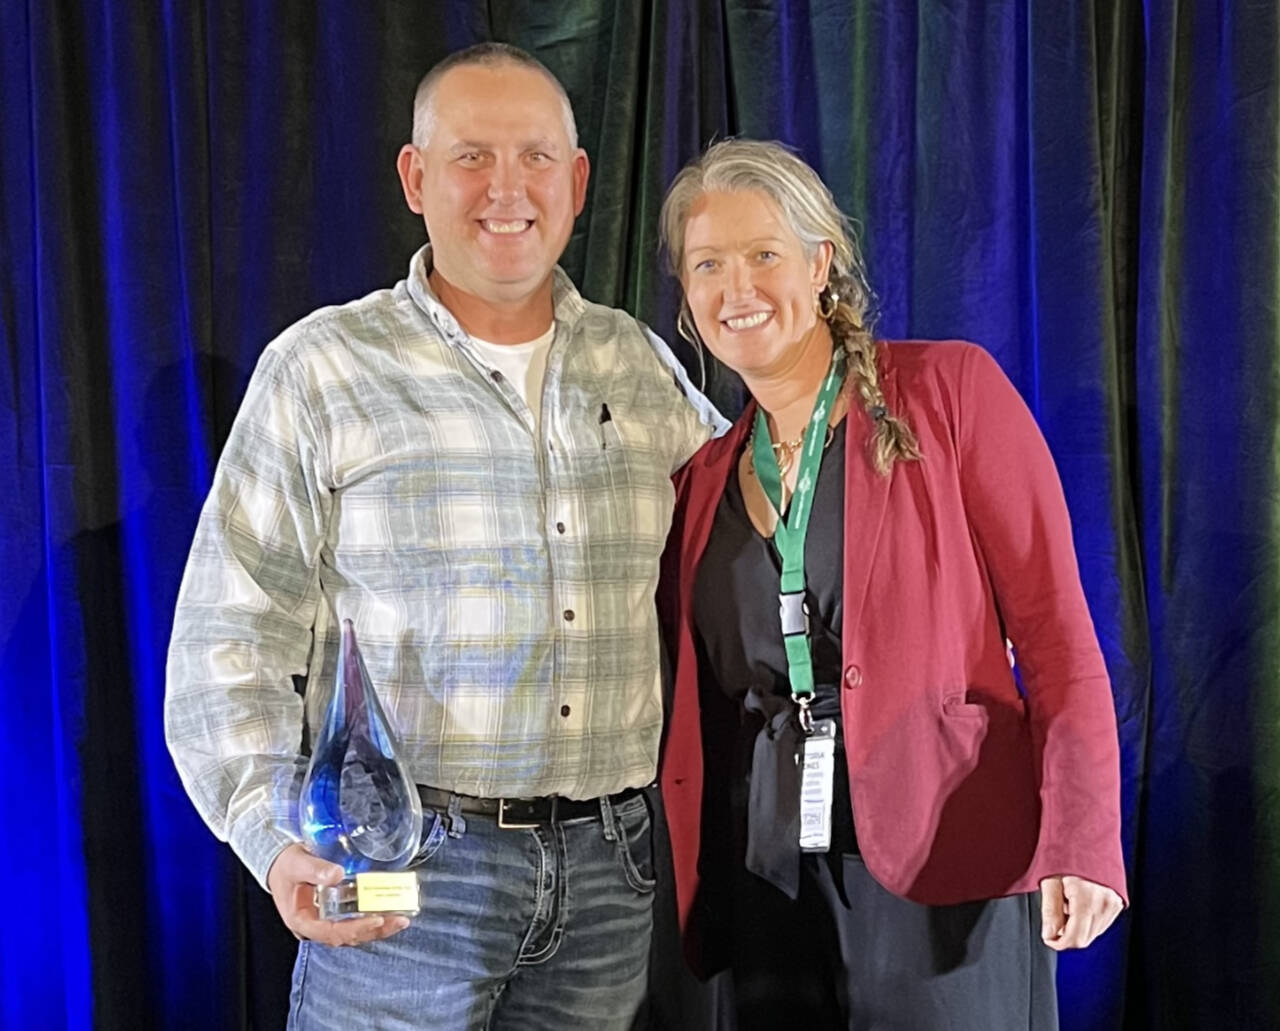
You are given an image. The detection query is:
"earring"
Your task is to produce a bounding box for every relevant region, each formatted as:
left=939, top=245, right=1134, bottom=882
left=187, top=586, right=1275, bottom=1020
left=676, top=301, right=708, bottom=393
left=676, top=302, right=699, bottom=346
left=817, top=287, right=839, bottom=321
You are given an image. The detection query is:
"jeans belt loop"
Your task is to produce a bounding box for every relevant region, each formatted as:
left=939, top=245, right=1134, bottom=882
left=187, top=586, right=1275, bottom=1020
left=445, top=793, right=467, bottom=838
left=598, top=795, right=620, bottom=843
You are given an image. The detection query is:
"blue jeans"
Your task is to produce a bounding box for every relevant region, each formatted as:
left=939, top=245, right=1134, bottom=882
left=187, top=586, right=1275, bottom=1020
left=287, top=793, right=655, bottom=1030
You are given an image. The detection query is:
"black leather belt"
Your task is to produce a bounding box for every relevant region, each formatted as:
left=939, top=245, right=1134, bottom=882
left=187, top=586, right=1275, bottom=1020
left=416, top=784, right=645, bottom=829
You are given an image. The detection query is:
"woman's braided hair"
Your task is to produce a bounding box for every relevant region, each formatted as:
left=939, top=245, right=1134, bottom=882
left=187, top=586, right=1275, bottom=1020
left=659, top=138, right=921, bottom=475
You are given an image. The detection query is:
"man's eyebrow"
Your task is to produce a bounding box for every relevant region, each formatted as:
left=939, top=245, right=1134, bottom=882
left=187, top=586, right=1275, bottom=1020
left=446, top=137, right=564, bottom=153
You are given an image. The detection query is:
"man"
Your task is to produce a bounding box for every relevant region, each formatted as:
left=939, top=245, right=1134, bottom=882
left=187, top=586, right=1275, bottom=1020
left=166, top=43, right=723, bottom=1030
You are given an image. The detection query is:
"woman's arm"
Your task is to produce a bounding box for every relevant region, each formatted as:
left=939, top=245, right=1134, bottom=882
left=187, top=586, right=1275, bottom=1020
left=951, top=344, right=1128, bottom=929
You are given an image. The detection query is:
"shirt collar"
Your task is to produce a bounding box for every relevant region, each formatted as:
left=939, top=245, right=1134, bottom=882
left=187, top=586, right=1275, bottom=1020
left=405, top=244, right=586, bottom=346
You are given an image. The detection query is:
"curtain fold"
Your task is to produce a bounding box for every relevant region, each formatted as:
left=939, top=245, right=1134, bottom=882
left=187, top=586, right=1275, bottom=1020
left=1133, top=2, right=1280, bottom=1026
left=1, top=2, right=1275, bottom=1027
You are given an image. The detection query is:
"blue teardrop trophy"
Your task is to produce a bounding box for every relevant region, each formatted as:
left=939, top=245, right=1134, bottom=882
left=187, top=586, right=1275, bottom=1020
left=299, top=619, right=423, bottom=920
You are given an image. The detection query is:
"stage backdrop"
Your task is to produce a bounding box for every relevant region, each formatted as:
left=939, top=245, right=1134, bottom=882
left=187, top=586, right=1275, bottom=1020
left=2, top=2, right=1277, bottom=1029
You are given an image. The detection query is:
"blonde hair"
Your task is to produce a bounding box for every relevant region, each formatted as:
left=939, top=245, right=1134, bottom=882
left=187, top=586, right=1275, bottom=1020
left=659, top=138, right=920, bottom=474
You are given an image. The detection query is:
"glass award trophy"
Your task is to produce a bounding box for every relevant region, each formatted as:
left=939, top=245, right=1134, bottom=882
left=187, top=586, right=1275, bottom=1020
left=299, top=619, right=423, bottom=920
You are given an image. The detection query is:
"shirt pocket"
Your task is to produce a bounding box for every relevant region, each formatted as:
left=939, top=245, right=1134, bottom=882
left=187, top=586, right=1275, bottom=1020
left=583, top=410, right=674, bottom=552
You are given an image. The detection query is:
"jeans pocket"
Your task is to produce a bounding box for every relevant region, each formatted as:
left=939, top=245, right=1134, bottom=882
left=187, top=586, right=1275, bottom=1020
left=405, top=810, right=448, bottom=870
left=614, top=802, right=657, bottom=894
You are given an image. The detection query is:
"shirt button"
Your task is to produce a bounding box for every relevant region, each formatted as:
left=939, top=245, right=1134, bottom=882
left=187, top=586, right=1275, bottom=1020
left=560, top=704, right=572, bottom=717
left=843, top=664, right=862, bottom=689
left=490, top=369, right=503, bottom=382
left=563, top=609, right=575, bottom=622
left=555, top=522, right=566, bottom=534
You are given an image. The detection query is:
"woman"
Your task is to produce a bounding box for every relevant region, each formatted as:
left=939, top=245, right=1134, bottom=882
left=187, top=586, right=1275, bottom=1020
left=656, top=139, right=1127, bottom=1028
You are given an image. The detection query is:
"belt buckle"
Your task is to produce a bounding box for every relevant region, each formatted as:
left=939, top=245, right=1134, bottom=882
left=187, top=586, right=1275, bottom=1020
left=497, top=798, right=539, bottom=830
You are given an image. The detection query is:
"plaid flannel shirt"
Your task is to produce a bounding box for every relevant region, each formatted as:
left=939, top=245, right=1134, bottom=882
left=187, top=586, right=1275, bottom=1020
left=165, top=246, right=726, bottom=887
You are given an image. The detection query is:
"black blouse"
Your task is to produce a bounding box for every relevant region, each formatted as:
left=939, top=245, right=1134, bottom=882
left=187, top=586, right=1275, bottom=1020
left=692, top=426, right=857, bottom=856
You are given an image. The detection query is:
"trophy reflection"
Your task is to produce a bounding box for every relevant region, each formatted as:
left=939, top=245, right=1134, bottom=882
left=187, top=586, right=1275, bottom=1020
left=300, top=619, right=423, bottom=920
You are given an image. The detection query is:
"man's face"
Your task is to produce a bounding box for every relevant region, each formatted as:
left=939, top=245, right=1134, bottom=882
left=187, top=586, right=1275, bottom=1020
left=398, top=63, right=589, bottom=307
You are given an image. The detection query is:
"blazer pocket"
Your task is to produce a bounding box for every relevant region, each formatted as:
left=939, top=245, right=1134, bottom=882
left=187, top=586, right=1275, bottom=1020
left=942, top=691, right=1026, bottom=720
left=942, top=694, right=990, bottom=718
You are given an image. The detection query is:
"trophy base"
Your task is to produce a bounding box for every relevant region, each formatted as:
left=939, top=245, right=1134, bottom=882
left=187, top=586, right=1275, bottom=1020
left=316, top=871, right=420, bottom=921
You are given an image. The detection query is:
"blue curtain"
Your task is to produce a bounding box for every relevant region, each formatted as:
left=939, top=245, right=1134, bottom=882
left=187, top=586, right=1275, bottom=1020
left=2, top=2, right=1276, bottom=1028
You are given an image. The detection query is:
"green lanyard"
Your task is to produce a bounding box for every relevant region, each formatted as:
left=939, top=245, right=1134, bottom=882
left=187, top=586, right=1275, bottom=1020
left=751, top=349, right=846, bottom=733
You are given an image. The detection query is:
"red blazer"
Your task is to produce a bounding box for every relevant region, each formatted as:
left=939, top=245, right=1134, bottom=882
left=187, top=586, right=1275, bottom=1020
left=659, top=341, right=1128, bottom=967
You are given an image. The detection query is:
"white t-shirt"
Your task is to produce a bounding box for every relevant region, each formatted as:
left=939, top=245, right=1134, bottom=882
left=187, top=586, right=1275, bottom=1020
left=468, top=325, right=556, bottom=432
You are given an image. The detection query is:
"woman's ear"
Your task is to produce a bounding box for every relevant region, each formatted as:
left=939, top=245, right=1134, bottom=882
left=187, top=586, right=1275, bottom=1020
left=810, top=239, right=834, bottom=290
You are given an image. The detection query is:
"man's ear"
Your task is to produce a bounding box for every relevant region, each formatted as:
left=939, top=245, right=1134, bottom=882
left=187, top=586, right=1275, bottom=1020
left=397, top=145, right=425, bottom=215
left=571, top=149, right=590, bottom=216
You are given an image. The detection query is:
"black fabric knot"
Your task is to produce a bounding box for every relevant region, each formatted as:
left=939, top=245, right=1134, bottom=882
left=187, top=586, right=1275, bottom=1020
left=745, top=708, right=803, bottom=899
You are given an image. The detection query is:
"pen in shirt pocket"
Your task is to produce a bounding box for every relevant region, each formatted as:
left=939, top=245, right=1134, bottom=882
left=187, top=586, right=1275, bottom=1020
left=598, top=402, right=612, bottom=449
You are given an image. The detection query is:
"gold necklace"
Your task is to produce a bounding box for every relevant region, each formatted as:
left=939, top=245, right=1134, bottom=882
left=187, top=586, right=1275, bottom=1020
left=746, top=424, right=835, bottom=478
left=747, top=390, right=846, bottom=478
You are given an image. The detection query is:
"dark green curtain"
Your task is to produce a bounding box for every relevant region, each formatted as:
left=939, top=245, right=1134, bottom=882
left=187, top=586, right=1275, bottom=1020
left=2, top=2, right=1276, bottom=1028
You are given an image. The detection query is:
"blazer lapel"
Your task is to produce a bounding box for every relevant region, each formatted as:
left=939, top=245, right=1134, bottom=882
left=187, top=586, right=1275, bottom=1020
left=841, top=356, right=898, bottom=650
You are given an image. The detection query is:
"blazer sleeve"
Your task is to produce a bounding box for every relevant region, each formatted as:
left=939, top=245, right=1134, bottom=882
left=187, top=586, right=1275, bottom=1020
left=952, top=344, right=1128, bottom=905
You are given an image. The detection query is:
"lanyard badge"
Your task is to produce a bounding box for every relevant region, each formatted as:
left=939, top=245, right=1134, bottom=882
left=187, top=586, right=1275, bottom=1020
left=798, top=717, right=837, bottom=851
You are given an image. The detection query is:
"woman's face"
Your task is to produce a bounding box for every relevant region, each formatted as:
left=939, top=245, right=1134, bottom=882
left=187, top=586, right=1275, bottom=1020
left=680, top=189, right=831, bottom=378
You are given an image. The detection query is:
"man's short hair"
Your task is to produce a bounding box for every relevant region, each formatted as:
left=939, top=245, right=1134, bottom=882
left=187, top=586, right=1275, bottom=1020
left=411, top=42, right=579, bottom=149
